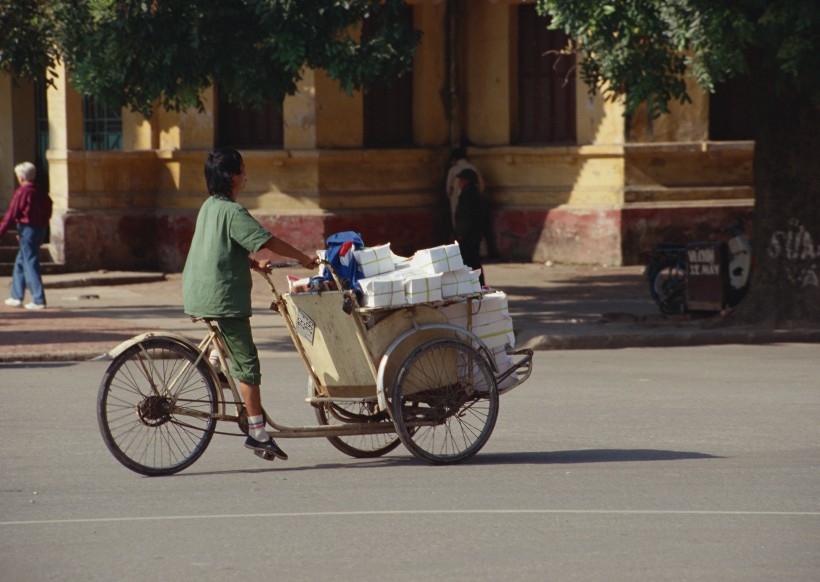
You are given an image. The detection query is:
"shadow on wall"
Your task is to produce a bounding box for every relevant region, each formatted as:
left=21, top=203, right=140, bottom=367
left=621, top=206, right=755, bottom=265
left=492, top=206, right=623, bottom=265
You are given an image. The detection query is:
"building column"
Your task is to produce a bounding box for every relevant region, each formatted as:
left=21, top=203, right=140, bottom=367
left=462, top=2, right=512, bottom=146
left=45, top=63, right=84, bottom=262
left=412, top=1, right=448, bottom=146
left=284, top=69, right=317, bottom=150
left=122, top=109, right=157, bottom=150
left=315, top=71, right=363, bottom=148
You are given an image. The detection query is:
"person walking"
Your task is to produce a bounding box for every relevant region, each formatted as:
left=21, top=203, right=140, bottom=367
left=445, top=147, right=485, bottom=234
left=445, top=147, right=497, bottom=260
left=182, top=148, right=318, bottom=461
left=1, top=162, right=53, bottom=310
left=453, top=168, right=485, bottom=286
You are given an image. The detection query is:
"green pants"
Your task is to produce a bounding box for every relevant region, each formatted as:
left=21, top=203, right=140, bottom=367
left=217, top=317, right=262, bottom=385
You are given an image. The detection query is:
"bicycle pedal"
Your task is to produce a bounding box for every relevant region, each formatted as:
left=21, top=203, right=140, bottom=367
left=253, top=450, right=277, bottom=461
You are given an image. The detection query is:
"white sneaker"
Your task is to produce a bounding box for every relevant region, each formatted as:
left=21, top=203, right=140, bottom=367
left=4, top=298, right=22, bottom=307
left=24, top=302, right=46, bottom=310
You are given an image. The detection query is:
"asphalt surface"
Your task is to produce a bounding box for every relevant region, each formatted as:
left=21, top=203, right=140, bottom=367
left=2, top=346, right=819, bottom=581
left=1, top=263, right=819, bottom=362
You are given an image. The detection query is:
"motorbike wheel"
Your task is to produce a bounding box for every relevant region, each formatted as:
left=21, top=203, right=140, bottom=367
left=648, top=259, right=688, bottom=315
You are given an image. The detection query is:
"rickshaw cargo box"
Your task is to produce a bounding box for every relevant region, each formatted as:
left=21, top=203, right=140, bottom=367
left=359, top=273, right=406, bottom=308
left=441, top=268, right=482, bottom=298
left=411, top=243, right=464, bottom=274
left=404, top=272, right=443, bottom=304
left=438, top=290, right=510, bottom=328
left=354, top=243, right=395, bottom=278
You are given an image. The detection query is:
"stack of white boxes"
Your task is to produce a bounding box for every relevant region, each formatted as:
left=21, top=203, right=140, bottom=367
left=438, top=290, right=517, bottom=390
left=355, top=242, right=482, bottom=308
left=355, top=244, right=407, bottom=308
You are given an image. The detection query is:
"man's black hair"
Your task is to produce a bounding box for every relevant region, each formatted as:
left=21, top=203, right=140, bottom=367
left=450, top=147, right=467, bottom=162
left=205, top=147, right=243, bottom=196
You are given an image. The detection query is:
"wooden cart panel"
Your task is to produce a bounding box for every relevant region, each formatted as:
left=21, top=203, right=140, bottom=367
left=283, top=291, right=454, bottom=398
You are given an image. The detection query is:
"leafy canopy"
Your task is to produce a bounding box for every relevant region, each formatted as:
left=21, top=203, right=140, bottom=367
left=0, top=0, right=58, bottom=83
left=1, top=0, right=419, bottom=117
left=537, top=0, right=820, bottom=117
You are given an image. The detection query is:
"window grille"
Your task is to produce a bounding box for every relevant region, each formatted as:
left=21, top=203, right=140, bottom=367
left=83, top=96, right=122, bottom=151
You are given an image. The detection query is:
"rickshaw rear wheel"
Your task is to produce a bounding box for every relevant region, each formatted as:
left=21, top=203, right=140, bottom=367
left=391, top=339, right=499, bottom=464
left=311, top=380, right=402, bottom=458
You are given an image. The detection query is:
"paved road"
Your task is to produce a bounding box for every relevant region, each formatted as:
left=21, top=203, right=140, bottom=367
left=1, top=345, right=818, bottom=581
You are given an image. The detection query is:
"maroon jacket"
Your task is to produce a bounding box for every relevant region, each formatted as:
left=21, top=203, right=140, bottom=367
left=0, top=182, right=53, bottom=238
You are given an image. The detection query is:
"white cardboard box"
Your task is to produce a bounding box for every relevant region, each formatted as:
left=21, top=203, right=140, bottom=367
left=441, top=268, right=482, bottom=298
left=473, top=316, right=515, bottom=349
left=404, top=272, right=443, bottom=304
left=354, top=244, right=395, bottom=278
left=287, top=276, right=311, bottom=293
left=491, top=345, right=518, bottom=391
left=359, top=273, right=406, bottom=308
left=438, top=291, right=510, bottom=328
left=410, top=243, right=464, bottom=274
left=491, top=344, right=515, bottom=373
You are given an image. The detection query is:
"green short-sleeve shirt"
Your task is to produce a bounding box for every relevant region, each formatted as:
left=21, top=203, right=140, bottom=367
left=182, top=195, right=273, bottom=318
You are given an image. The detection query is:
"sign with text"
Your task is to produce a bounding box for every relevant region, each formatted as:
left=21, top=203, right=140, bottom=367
left=295, top=308, right=316, bottom=344
left=686, top=242, right=726, bottom=311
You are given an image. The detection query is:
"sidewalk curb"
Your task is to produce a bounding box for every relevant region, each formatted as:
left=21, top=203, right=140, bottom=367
left=523, top=328, right=820, bottom=350
left=0, top=350, right=108, bottom=363
left=42, top=272, right=166, bottom=289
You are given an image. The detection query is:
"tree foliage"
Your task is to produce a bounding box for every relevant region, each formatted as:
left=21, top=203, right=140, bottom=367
left=1, top=0, right=419, bottom=117
left=540, top=0, right=820, bottom=325
left=0, top=0, right=59, bottom=84
left=538, top=0, right=820, bottom=117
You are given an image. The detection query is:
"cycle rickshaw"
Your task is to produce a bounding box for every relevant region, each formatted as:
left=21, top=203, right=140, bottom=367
left=97, top=262, right=533, bottom=475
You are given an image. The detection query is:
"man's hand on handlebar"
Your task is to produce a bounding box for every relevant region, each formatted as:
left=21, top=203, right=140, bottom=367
left=301, top=255, right=320, bottom=270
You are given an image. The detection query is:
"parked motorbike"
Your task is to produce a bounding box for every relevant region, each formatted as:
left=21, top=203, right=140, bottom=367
left=643, top=219, right=752, bottom=315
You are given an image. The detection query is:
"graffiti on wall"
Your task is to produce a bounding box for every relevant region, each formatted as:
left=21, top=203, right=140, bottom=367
left=767, top=218, right=820, bottom=288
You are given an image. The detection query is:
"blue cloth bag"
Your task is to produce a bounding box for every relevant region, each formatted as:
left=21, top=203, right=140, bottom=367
left=311, top=231, right=365, bottom=293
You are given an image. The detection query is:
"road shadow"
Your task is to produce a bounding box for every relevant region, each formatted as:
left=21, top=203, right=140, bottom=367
left=471, top=449, right=721, bottom=465
left=173, top=448, right=720, bottom=477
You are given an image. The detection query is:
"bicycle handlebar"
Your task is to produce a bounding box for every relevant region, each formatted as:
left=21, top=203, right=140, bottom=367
left=265, top=261, right=303, bottom=269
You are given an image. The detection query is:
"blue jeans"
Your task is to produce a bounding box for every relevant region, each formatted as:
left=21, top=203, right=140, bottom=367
left=10, top=224, right=48, bottom=305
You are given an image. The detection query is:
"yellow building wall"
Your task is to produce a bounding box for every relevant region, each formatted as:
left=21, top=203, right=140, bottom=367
left=0, top=0, right=753, bottom=271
